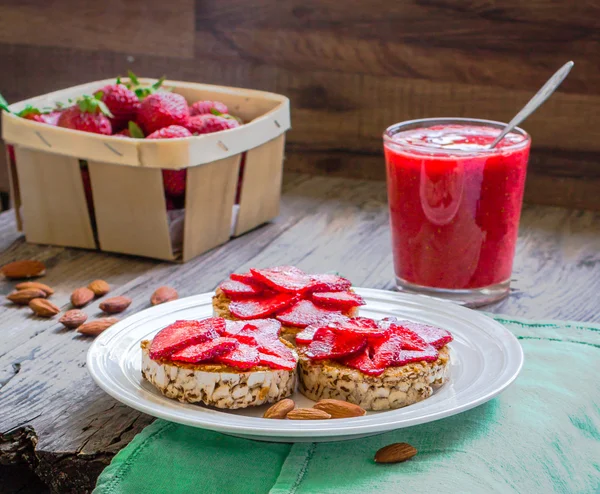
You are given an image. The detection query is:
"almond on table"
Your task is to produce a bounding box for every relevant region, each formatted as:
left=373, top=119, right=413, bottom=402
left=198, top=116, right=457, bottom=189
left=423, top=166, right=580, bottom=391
left=15, top=281, right=54, bottom=296
left=1, top=260, right=46, bottom=279
left=59, top=310, right=88, bottom=329
left=99, top=296, right=132, bottom=314
left=71, top=287, right=95, bottom=308
left=29, top=298, right=60, bottom=318
left=88, top=280, right=110, bottom=297
left=7, top=288, right=47, bottom=305
left=374, top=443, right=417, bottom=464
left=77, top=318, right=119, bottom=336
left=150, top=286, right=178, bottom=306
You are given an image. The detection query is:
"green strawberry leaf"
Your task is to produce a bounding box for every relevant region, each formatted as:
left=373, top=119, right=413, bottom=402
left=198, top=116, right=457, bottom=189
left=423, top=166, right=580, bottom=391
left=0, top=93, right=10, bottom=112
left=96, top=100, right=114, bottom=117
left=94, top=91, right=104, bottom=101
left=116, top=76, right=122, bottom=85
left=152, top=76, right=165, bottom=90
left=209, top=108, right=224, bottom=117
left=127, top=70, right=140, bottom=86
left=17, top=105, right=42, bottom=117
left=77, top=95, right=114, bottom=118
left=128, top=121, right=145, bottom=138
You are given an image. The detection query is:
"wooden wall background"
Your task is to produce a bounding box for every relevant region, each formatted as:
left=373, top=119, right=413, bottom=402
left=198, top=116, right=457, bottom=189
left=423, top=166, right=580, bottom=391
left=0, top=0, right=599, bottom=210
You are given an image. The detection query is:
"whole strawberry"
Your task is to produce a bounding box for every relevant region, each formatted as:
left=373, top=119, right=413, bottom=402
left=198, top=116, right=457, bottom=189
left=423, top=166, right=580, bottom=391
left=146, top=125, right=192, bottom=197
left=137, top=92, right=189, bottom=135
left=113, top=121, right=145, bottom=138
left=57, top=95, right=113, bottom=135
left=96, top=83, right=139, bottom=131
left=189, top=100, right=228, bottom=116
left=18, top=106, right=62, bottom=125
left=186, top=114, right=239, bottom=135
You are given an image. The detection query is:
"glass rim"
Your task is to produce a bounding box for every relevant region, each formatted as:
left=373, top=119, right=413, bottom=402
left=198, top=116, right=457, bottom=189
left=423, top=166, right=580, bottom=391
left=383, top=117, right=531, bottom=155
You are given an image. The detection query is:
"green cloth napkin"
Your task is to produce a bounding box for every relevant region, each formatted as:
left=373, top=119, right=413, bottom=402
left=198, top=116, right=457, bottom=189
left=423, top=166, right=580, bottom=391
left=95, top=316, right=600, bottom=494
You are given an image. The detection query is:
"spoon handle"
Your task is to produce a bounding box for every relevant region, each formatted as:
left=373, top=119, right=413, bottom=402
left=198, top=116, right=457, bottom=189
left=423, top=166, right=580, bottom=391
left=490, top=61, right=574, bottom=148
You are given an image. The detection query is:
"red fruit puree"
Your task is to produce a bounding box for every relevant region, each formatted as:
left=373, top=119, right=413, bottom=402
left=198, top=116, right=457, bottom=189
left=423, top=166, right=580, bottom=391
left=384, top=123, right=530, bottom=290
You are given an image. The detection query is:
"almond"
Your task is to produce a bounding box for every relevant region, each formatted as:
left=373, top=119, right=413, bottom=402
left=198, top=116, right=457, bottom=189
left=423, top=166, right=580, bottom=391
left=374, top=443, right=417, bottom=464
left=286, top=408, right=331, bottom=420
left=263, top=399, right=295, bottom=419
left=88, top=279, right=110, bottom=297
left=15, top=281, right=54, bottom=296
left=71, top=287, right=95, bottom=307
left=77, top=317, right=119, bottom=336
left=29, top=298, right=60, bottom=318
left=7, top=288, right=47, bottom=305
left=99, top=296, right=132, bottom=314
left=1, top=260, right=46, bottom=279
left=313, top=399, right=367, bottom=419
left=151, top=286, right=178, bottom=306
left=59, top=309, right=88, bottom=329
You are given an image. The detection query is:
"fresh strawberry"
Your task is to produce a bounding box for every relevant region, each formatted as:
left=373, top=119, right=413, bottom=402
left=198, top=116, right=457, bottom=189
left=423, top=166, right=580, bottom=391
left=170, top=338, right=238, bottom=363
left=329, top=317, right=390, bottom=339
left=96, top=83, right=140, bottom=131
left=306, top=328, right=367, bottom=360
left=189, top=100, right=228, bottom=116
left=149, top=318, right=224, bottom=359
left=307, top=273, right=352, bottom=292
left=137, top=91, right=189, bottom=135
left=145, top=125, right=192, bottom=198
left=57, top=95, right=113, bottom=135
left=216, top=343, right=260, bottom=370
left=277, top=299, right=343, bottom=328
left=186, top=114, right=239, bottom=135
left=219, top=320, right=249, bottom=337
left=19, top=106, right=62, bottom=125
left=146, top=124, right=191, bottom=139
left=229, top=293, right=298, bottom=320
left=114, top=129, right=131, bottom=138
left=219, top=279, right=264, bottom=298
left=382, top=318, right=453, bottom=349
left=312, top=290, right=365, bottom=309
left=250, top=266, right=314, bottom=293
left=371, top=334, right=438, bottom=369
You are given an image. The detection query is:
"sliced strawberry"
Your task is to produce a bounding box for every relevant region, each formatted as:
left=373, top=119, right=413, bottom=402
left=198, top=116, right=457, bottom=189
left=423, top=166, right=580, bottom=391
left=342, top=347, right=386, bottom=376
left=170, top=338, right=238, bottom=363
left=295, top=325, right=320, bottom=345
left=149, top=318, right=223, bottom=359
left=216, top=343, right=259, bottom=370
left=391, top=320, right=453, bottom=349
left=220, top=320, right=248, bottom=337
left=388, top=325, right=429, bottom=351
left=250, top=266, right=314, bottom=293
left=371, top=334, right=438, bottom=369
left=312, top=290, right=365, bottom=309
left=277, top=299, right=343, bottom=329
left=306, top=328, right=367, bottom=360
left=258, top=352, right=296, bottom=370
left=307, top=273, right=352, bottom=292
left=219, top=279, right=263, bottom=298
left=238, top=320, right=281, bottom=343
left=230, top=272, right=257, bottom=284
left=229, top=293, right=297, bottom=320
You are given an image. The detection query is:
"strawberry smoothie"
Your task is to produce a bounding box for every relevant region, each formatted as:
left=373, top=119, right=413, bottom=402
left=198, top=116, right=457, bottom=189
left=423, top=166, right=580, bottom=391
left=383, top=119, right=531, bottom=306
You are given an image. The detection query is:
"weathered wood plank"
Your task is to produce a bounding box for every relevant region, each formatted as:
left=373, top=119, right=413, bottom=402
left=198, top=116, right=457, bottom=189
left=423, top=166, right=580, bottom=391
left=0, top=173, right=599, bottom=493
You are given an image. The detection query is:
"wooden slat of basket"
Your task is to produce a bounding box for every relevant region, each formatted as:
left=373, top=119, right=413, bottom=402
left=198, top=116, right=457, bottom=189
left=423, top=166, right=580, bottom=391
left=88, top=162, right=175, bottom=261
left=182, top=154, right=241, bottom=262
left=14, top=148, right=96, bottom=249
left=5, top=146, right=22, bottom=231
left=234, top=134, right=285, bottom=236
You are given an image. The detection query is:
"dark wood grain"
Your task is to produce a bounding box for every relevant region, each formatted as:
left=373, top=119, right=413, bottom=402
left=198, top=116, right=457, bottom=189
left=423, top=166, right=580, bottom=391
left=0, top=173, right=599, bottom=492
left=0, top=0, right=599, bottom=207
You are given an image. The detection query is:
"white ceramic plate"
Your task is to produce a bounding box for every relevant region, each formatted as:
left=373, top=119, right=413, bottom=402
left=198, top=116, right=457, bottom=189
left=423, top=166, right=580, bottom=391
left=87, top=288, right=523, bottom=442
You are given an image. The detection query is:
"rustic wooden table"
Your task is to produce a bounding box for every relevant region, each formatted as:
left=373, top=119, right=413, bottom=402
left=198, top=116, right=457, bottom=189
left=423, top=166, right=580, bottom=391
left=1, top=173, right=599, bottom=493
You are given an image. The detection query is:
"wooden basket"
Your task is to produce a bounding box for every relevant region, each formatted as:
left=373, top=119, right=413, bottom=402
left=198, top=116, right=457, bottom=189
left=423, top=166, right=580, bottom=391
left=1, top=78, right=290, bottom=261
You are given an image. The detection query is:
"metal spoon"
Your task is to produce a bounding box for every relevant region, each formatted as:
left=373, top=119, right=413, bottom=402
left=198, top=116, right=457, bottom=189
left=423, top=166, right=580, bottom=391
left=490, top=61, right=574, bottom=148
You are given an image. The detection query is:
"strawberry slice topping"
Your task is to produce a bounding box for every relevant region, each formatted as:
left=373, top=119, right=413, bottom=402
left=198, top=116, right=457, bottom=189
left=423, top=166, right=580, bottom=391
left=370, top=333, right=438, bottom=369
left=219, top=279, right=263, bottom=298
left=306, top=328, right=367, bottom=360
left=229, top=293, right=297, bottom=319
left=216, top=343, right=260, bottom=370
left=277, top=299, right=344, bottom=329
left=170, top=338, right=238, bottom=363
left=258, top=352, right=296, bottom=370
left=312, top=290, right=365, bottom=309
left=307, top=273, right=352, bottom=292
left=230, top=272, right=257, bottom=284
left=342, top=347, right=386, bottom=376
left=149, top=318, right=224, bottom=359
left=382, top=317, right=453, bottom=349
left=250, top=266, right=314, bottom=293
